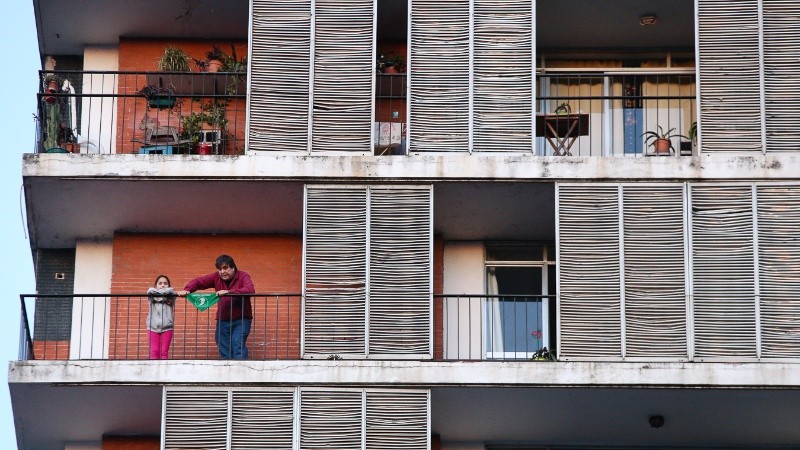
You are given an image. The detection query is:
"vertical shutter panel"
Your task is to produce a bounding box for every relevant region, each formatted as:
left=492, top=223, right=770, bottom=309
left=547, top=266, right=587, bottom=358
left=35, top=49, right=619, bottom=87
left=409, top=0, right=470, bottom=152
left=369, top=187, right=432, bottom=356
left=622, top=185, right=687, bottom=358
left=365, top=391, right=428, bottom=450
left=558, top=184, right=621, bottom=359
left=250, top=0, right=312, bottom=153
left=300, top=390, right=363, bottom=449
left=231, top=390, right=295, bottom=449
left=690, top=185, right=757, bottom=358
left=763, top=1, right=800, bottom=152
left=472, top=0, right=532, bottom=152
left=697, top=0, right=762, bottom=153
left=757, top=185, right=800, bottom=358
left=312, top=0, right=373, bottom=153
left=304, top=186, right=368, bottom=356
left=164, top=390, right=229, bottom=450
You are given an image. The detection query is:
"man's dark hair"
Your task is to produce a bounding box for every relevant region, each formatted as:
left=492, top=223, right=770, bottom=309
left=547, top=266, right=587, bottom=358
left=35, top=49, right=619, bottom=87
left=215, top=254, right=237, bottom=270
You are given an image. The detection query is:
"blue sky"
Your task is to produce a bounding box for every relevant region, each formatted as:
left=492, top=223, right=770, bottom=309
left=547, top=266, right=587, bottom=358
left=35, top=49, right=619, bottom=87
left=1, top=2, right=39, bottom=447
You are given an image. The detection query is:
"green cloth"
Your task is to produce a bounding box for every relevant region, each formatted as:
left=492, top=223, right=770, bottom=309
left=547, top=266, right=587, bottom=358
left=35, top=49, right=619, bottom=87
left=186, top=292, right=219, bottom=312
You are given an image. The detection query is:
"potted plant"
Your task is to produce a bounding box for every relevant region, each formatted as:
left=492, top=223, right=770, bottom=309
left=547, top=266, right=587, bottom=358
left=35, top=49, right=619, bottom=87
left=376, top=52, right=405, bottom=74
left=43, top=74, right=59, bottom=104
left=205, top=45, right=226, bottom=73
left=643, top=125, right=688, bottom=156
left=138, top=84, right=177, bottom=109
left=157, top=46, right=191, bottom=72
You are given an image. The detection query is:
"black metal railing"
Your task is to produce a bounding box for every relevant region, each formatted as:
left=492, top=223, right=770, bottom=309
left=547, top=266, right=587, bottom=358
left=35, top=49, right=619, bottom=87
left=536, top=71, right=697, bottom=157
left=35, top=70, right=247, bottom=155
left=20, top=294, right=301, bottom=361
left=434, top=294, right=554, bottom=361
left=20, top=293, right=555, bottom=362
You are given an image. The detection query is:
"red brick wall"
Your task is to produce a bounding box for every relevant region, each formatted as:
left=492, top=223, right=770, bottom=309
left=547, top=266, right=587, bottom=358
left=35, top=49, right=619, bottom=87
left=109, top=232, right=442, bottom=360
left=110, top=233, right=302, bottom=360
left=33, top=340, right=69, bottom=360
left=117, top=38, right=248, bottom=154
left=103, top=435, right=159, bottom=450
left=433, top=235, right=444, bottom=359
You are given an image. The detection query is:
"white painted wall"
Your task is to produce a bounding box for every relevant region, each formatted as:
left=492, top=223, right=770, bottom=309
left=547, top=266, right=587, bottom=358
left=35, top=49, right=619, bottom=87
left=70, top=240, right=113, bottom=359
left=81, top=46, right=119, bottom=154
left=443, top=242, right=484, bottom=359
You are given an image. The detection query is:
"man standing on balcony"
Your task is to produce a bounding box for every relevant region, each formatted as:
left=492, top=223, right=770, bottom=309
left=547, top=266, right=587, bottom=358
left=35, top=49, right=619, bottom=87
left=178, top=255, right=255, bottom=359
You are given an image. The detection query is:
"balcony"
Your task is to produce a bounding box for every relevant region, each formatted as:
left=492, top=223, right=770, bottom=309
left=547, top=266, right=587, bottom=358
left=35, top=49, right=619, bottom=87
left=35, top=70, right=247, bottom=155
left=34, top=69, right=696, bottom=157
left=19, top=293, right=553, bottom=362
left=536, top=69, right=697, bottom=157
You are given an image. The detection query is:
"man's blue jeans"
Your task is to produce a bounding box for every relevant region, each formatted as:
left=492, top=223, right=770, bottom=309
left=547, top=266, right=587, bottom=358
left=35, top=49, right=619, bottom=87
left=215, top=319, right=251, bottom=359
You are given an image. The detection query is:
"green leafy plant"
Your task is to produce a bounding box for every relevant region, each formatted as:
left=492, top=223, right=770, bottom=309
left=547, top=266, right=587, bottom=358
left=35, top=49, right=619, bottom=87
left=376, top=52, right=405, bottom=73
left=179, top=100, right=228, bottom=147
left=642, top=125, right=688, bottom=154
left=157, top=46, right=190, bottom=72
left=688, top=121, right=697, bottom=144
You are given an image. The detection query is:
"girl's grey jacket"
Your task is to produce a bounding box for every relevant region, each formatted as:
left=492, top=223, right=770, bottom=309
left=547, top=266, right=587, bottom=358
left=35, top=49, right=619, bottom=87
left=146, top=287, right=176, bottom=332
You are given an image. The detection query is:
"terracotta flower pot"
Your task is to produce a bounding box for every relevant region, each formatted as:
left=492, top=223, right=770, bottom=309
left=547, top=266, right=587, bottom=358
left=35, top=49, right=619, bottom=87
left=206, top=59, right=223, bottom=73
left=44, top=80, right=58, bottom=104
left=653, top=138, right=672, bottom=155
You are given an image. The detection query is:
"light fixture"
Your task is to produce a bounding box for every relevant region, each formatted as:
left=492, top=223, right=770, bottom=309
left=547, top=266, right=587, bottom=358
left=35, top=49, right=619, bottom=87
left=649, top=415, right=665, bottom=428
left=639, top=14, right=657, bottom=26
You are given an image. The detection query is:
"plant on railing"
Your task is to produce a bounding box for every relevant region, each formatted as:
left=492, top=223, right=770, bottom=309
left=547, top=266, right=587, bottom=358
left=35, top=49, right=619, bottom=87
left=138, top=84, right=177, bottom=109
left=376, top=52, right=405, bottom=73
left=642, top=125, right=688, bottom=156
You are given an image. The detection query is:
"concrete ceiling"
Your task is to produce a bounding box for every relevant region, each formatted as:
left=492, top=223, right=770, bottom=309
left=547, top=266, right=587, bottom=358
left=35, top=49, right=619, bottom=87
left=23, top=177, right=555, bottom=248
left=12, top=382, right=800, bottom=449
left=34, top=0, right=693, bottom=57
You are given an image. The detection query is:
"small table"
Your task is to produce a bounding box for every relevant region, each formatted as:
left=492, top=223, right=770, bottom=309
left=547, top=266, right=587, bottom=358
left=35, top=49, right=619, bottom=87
left=536, top=113, right=589, bottom=156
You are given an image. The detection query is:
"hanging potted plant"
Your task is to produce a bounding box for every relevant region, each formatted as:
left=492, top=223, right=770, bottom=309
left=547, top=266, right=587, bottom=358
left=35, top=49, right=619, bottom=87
left=642, top=125, right=688, bottom=156
left=43, top=74, right=59, bottom=104
left=138, top=84, right=177, bottom=109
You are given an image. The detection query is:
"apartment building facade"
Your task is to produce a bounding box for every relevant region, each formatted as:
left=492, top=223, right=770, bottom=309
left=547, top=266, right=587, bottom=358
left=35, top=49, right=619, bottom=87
left=12, top=0, right=800, bottom=449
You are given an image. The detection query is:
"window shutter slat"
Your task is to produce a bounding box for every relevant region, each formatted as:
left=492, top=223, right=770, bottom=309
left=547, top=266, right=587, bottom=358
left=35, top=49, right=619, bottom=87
left=622, top=185, right=687, bottom=358
left=558, top=184, right=622, bottom=359
left=250, top=0, right=312, bottom=152
left=300, top=390, right=363, bottom=449
left=164, top=390, right=229, bottom=450
left=231, top=391, right=294, bottom=449
left=690, top=185, right=757, bottom=358
left=697, top=0, right=762, bottom=153
left=763, top=1, right=800, bottom=152
left=472, top=0, right=533, bottom=152
left=366, top=391, right=429, bottom=449
left=409, top=0, right=470, bottom=152
left=757, top=186, right=800, bottom=358
left=304, top=187, right=368, bottom=356
left=369, top=187, right=432, bottom=356
left=312, top=0, right=373, bottom=153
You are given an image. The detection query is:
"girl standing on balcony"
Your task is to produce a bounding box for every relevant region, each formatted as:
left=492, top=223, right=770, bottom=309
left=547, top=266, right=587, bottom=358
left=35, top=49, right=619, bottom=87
left=146, top=275, right=177, bottom=360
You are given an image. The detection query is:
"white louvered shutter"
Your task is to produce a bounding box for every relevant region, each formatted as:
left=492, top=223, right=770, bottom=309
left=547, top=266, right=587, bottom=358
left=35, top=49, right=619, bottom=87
left=690, top=185, right=757, bottom=358
left=697, top=0, right=763, bottom=153
left=300, top=390, right=363, bottom=449
left=472, top=0, right=533, bottom=152
left=250, top=0, right=311, bottom=152
left=409, top=0, right=470, bottom=152
left=756, top=185, right=800, bottom=358
left=763, top=1, right=800, bottom=152
left=304, top=186, right=368, bottom=356
left=369, top=187, right=432, bottom=357
left=231, top=390, right=295, bottom=449
left=312, top=0, right=373, bottom=153
left=622, top=185, right=688, bottom=358
left=164, top=390, right=229, bottom=450
left=365, top=390, right=428, bottom=450
left=557, top=184, right=621, bottom=359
